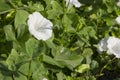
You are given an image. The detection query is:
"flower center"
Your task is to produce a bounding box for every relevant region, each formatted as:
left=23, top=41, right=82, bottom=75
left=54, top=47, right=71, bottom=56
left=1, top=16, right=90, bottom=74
left=34, top=22, right=52, bottom=32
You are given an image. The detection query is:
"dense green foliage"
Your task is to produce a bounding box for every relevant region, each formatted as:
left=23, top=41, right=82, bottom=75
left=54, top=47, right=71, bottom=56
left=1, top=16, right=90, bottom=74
left=0, top=0, right=120, bottom=80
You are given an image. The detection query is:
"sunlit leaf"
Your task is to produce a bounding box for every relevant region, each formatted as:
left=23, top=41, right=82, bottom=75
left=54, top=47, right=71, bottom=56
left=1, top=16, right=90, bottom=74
left=31, top=61, right=48, bottom=80
left=28, top=2, right=44, bottom=11
left=47, top=1, right=63, bottom=19
left=0, top=61, right=13, bottom=80
left=75, top=64, right=90, bottom=73
left=42, top=54, right=64, bottom=68
left=17, top=24, right=28, bottom=38
left=4, top=25, right=16, bottom=41
left=91, top=60, right=99, bottom=70
left=82, top=48, right=93, bottom=64
left=25, top=38, right=39, bottom=57
left=56, top=72, right=65, bottom=80
left=62, top=14, right=74, bottom=32
left=13, top=73, right=27, bottom=80
left=6, top=49, right=18, bottom=71
left=54, top=47, right=84, bottom=70
left=0, top=1, right=12, bottom=12
left=0, top=73, right=12, bottom=80
left=14, top=10, right=29, bottom=29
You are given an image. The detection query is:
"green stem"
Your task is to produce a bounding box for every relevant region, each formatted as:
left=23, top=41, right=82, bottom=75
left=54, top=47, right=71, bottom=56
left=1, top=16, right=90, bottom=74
left=28, top=60, right=32, bottom=80
left=100, top=57, right=116, bottom=76
left=0, top=9, right=15, bottom=14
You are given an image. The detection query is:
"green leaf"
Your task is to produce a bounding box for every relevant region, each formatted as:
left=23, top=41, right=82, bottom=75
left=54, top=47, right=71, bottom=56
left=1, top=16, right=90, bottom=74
left=114, top=78, right=120, bottom=80
left=66, top=76, right=73, bottom=80
left=56, top=72, right=65, bottom=80
left=5, top=10, right=15, bottom=19
left=52, top=1, right=63, bottom=14
left=0, top=61, right=13, bottom=80
left=75, top=64, right=90, bottom=73
left=47, top=1, right=63, bottom=19
left=6, top=49, right=18, bottom=71
left=43, top=0, right=52, bottom=11
left=47, top=10, right=57, bottom=19
left=54, top=47, right=84, bottom=70
left=103, top=0, right=115, bottom=13
left=25, top=38, right=39, bottom=57
left=6, top=49, right=28, bottom=71
left=66, top=7, right=75, bottom=14
left=13, top=41, right=26, bottom=53
left=31, top=61, right=48, bottom=80
left=52, top=46, right=63, bottom=57
left=45, top=40, right=56, bottom=49
left=17, top=24, right=28, bottom=38
left=89, top=76, right=96, bottom=80
left=18, top=62, right=29, bottom=76
left=77, top=26, right=97, bottom=46
left=62, top=14, right=74, bottom=32
left=28, top=2, right=44, bottom=11
left=14, top=10, right=29, bottom=29
left=4, top=25, right=16, bottom=41
left=13, top=73, right=27, bottom=80
left=105, top=18, right=116, bottom=26
left=42, top=54, right=64, bottom=68
left=75, top=40, right=85, bottom=48
left=82, top=48, right=93, bottom=64
left=66, top=76, right=86, bottom=80
left=0, top=1, right=12, bottom=12
left=6, top=52, right=29, bottom=78
left=91, top=60, right=99, bottom=70
left=0, top=73, right=12, bottom=80
left=45, top=34, right=56, bottom=48
left=85, top=76, right=96, bottom=80
left=80, top=26, right=97, bottom=39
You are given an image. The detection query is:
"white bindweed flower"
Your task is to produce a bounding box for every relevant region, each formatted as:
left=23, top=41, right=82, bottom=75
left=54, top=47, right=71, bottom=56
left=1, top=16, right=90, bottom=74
left=42, top=78, right=48, bottom=80
left=117, top=0, right=120, bottom=7
left=107, top=37, right=120, bottom=58
left=98, top=36, right=120, bottom=58
left=115, top=16, right=120, bottom=24
left=97, top=38, right=108, bottom=53
left=27, top=12, right=53, bottom=41
left=65, top=0, right=82, bottom=8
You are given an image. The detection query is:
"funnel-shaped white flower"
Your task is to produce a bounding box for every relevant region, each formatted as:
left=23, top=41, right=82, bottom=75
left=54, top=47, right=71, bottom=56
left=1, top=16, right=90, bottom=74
left=42, top=78, right=48, bottom=80
left=98, top=36, right=120, bottom=58
left=98, top=38, right=108, bottom=53
left=117, top=0, right=120, bottom=7
left=115, top=16, right=120, bottom=24
left=65, top=0, right=82, bottom=8
left=28, top=12, right=53, bottom=40
left=107, top=37, right=120, bottom=58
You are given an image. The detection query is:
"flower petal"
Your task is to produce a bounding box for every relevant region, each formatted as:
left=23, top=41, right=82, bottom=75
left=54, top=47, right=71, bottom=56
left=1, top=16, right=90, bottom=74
left=107, top=37, right=120, bottom=58
left=117, top=1, right=120, bottom=7
left=65, top=0, right=82, bottom=8
left=43, top=78, right=48, bottom=80
left=72, top=0, right=82, bottom=7
left=115, top=16, right=120, bottom=24
left=27, top=12, right=53, bottom=40
left=98, top=38, right=108, bottom=53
